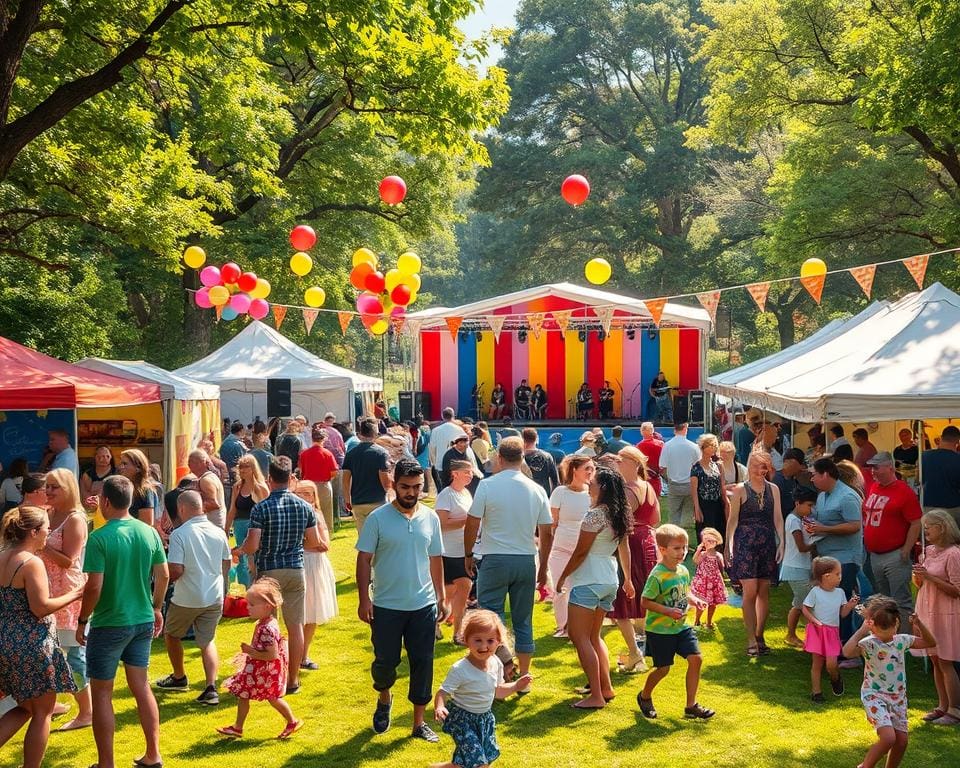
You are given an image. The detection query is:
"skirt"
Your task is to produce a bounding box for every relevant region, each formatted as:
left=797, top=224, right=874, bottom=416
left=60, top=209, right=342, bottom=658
left=304, top=551, right=338, bottom=625
left=442, top=703, right=500, bottom=768
left=804, top=623, right=842, bottom=657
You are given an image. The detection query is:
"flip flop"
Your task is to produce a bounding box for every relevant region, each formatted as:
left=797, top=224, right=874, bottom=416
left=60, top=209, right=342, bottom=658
left=570, top=702, right=605, bottom=709
left=216, top=725, right=243, bottom=738
left=132, top=759, right=163, bottom=768
left=277, top=719, right=304, bottom=740
left=57, top=718, right=92, bottom=732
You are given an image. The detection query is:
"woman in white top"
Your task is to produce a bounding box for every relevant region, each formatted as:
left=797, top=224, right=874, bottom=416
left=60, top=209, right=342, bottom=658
left=556, top=466, right=634, bottom=709
left=435, top=459, right=475, bottom=644
left=0, top=457, right=27, bottom=512
left=547, top=456, right=595, bottom=637
left=718, top=441, right=747, bottom=490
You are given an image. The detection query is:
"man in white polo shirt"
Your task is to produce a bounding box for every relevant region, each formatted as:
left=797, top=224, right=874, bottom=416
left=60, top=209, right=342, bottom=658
left=660, top=421, right=701, bottom=526
left=154, top=490, right=231, bottom=705
left=463, top=437, right=553, bottom=685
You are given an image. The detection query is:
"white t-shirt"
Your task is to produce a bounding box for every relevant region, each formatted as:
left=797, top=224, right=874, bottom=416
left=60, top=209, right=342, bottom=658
left=467, top=470, right=551, bottom=556
left=803, top=585, right=847, bottom=627
left=0, top=477, right=23, bottom=507
left=661, top=436, right=701, bottom=485
left=435, top=486, right=472, bottom=558
left=780, top=514, right=813, bottom=580
left=168, top=516, right=231, bottom=608
left=429, top=421, right=468, bottom=466
left=549, top=485, right=591, bottom=551
left=439, top=655, right=504, bottom=714
left=569, top=506, right=620, bottom=588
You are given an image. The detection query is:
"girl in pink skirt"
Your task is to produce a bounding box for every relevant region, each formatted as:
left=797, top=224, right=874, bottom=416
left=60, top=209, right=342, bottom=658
left=691, top=528, right=727, bottom=629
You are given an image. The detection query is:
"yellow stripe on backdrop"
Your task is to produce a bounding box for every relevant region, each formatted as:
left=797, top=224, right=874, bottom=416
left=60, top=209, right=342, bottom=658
left=527, top=298, right=548, bottom=391
left=603, top=330, right=624, bottom=415
left=565, top=330, right=585, bottom=420
left=476, top=331, right=495, bottom=410
left=660, top=328, right=680, bottom=389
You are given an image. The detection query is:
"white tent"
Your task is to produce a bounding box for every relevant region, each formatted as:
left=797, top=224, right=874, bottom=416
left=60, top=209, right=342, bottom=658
left=77, top=359, right=220, bottom=401
left=705, top=283, right=960, bottom=422
left=174, top=321, right=381, bottom=424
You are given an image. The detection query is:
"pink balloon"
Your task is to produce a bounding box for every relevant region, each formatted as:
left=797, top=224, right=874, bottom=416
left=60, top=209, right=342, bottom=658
left=356, top=292, right=383, bottom=315
left=391, top=305, right=406, bottom=316
left=199, top=266, right=222, bottom=287
left=229, top=293, right=251, bottom=314
left=249, top=298, right=269, bottom=320
left=194, top=288, right=213, bottom=309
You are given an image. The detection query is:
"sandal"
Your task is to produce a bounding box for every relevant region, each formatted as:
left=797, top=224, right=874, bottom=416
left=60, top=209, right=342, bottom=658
left=684, top=702, right=716, bottom=719
left=756, top=637, right=771, bottom=655
left=277, top=719, right=304, bottom=740
left=216, top=725, right=243, bottom=738
left=637, top=694, right=657, bottom=719
left=746, top=645, right=760, bottom=658
left=923, top=708, right=947, bottom=722
left=931, top=712, right=960, bottom=726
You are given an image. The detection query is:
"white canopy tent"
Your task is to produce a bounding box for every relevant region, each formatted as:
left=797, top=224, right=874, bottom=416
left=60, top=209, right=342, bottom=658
left=705, top=283, right=960, bottom=422
left=174, top=321, right=381, bottom=424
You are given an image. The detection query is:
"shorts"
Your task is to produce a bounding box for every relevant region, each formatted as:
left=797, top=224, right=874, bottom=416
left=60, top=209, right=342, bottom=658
left=443, top=556, right=469, bottom=584
left=568, top=583, right=618, bottom=612
left=260, top=568, right=305, bottom=627
left=862, top=692, right=908, bottom=733
left=788, top=580, right=811, bottom=610
left=86, top=622, right=154, bottom=680
left=646, top=626, right=700, bottom=669
left=164, top=603, right=222, bottom=646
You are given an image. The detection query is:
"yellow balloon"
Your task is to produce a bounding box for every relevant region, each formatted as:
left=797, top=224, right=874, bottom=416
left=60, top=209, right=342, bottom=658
left=384, top=268, right=403, bottom=292
left=304, top=286, right=326, bottom=307
left=290, top=252, right=313, bottom=276
left=585, top=257, right=612, bottom=285
left=183, top=246, right=206, bottom=269
left=800, top=258, right=827, bottom=278
left=399, top=272, right=421, bottom=291
left=352, top=248, right=377, bottom=268
left=408, top=290, right=418, bottom=304
left=370, top=319, right=389, bottom=336
left=208, top=285, right=230, bottom=306
left=250, top=278, right=271, bottom=299
left=397, top=251, right=421, bottom=274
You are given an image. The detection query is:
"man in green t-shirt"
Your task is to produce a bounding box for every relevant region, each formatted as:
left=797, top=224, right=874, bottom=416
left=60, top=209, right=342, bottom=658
left=78, top=475, right=168, bottom=768
left=637, top=524, right=715, bottom=721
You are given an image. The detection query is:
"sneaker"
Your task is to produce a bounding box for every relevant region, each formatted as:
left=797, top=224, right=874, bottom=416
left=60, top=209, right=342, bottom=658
left=838, top=658, right=862, bottom=670
left=830, top=675, right=844, bottom=696
left=154, top=674, right=189, bottom=692
left=811, top=692, right=826, bottom=703
left=196, top=686, right=219, bottom=706
left=373, top=696, right=392, bottom=734
left=411, top=723, right=439, bottom=742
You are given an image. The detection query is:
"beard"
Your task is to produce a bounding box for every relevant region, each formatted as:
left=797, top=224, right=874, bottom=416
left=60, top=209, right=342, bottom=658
left=395, top=493, right=419, bottom=510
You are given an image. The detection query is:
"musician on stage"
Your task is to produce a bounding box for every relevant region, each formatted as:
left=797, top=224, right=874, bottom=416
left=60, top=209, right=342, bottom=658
left=531, top=384, right=548, bottom=420
left=598, top=380, right=615, bottom=419
left=648, top=371, right=673, bottom=424
left=471, top=384, right=483, bottom=420
left=576, top=382, right=594, bottom=420
left=514, top=378, right=532, bottom=419
left=489, top=382, right=507, bottom=420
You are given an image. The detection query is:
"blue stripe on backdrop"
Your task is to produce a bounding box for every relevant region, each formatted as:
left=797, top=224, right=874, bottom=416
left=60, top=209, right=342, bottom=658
left=457, top=332, right=478, bottom=418
left=640, top=330, right=661, bottom=420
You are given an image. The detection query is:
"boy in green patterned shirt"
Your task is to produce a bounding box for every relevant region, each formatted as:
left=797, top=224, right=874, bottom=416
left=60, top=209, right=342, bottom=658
left=637, top=524, right=715, bottom=720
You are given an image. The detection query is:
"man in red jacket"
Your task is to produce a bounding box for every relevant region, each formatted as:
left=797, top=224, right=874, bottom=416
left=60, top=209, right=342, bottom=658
left=636, top=421, right=664, bottom=495
left=299, top=425, right=339, bottom=532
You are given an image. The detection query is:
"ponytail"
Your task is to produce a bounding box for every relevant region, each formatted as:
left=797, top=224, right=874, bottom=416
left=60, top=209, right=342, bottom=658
left=1, top=505, right=46, bottom=549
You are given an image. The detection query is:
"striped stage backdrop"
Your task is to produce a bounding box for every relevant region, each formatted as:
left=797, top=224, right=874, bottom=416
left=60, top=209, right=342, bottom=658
left=418, top=298, right=704, bottom=421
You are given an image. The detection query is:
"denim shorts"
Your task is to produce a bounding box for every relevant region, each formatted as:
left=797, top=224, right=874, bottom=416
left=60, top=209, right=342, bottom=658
left=568, top=583, right=618, bottom=612
left=86, top=623, right=154, bottom=680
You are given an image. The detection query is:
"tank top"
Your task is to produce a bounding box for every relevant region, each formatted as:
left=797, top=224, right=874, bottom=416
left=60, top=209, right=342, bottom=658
left=235, top=490, right=255, bottom=521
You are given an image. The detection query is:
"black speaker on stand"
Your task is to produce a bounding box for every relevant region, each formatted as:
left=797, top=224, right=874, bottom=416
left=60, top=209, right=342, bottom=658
left=267, top=378, right=292, bottom=418
left=688, top=390, right=705, bottom=424
left=673, top=393, right=689, bottom=425
left=399, top=391, right=432, bottom=423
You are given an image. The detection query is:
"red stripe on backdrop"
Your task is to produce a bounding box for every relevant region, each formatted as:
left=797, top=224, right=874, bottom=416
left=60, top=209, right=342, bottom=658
left=543, top=297, right=580, bottom=419
left=679, top=329, right=701, bottom=390
left=493, top=305, right=512, bottom=409
left=586, top=328, right=605, bottom=406
left=421, top=331, right=442, bottom=420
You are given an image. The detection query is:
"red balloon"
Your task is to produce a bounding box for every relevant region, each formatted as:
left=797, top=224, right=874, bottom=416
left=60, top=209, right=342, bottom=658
left=364, top=270, right=386, bottom=294
left=290, top=225, right=316, bottom=251
left=350, top=263, right=374, bottom=290
left=561, top=174, right=590, bottom=206
left=220, top=262, right=241, bottom=283
left=379, top=176, right=407, bottom=205
left=390, top=284, right=412, bottom=306
left=237, top=271, right=258, bottom=293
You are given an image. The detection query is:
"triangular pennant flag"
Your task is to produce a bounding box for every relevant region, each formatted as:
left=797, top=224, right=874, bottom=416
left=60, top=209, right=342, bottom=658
left=405, top=319, right=422, bottom=338
left=445, top=316, right=462, bottom=341
left=644, top=298, right=667, bottom=327
left=302, top=309, right=319, bottom=335
left=487, top=315, right=506, bottom=343
left=215, top=304, right=223, bottom=321
left=903, top=254, right=929, bottom=290
left=849, top=264, right=877, bottom=298
left=552, top=310, right=572, bottom=339
left=800, top=274, right=825, bottom=304
left=272, top=305, right=287, bottom=330
left=595, top=306, right=615, bottom=335
left=746, top=282, right=771, bottom=313
left=337, top=311, right=352, bottom=335
left=390, top=315, right=405, bottom=335
left=528, top=312, right=545, bottom=340
left=696, top=291, right=721, bottom=326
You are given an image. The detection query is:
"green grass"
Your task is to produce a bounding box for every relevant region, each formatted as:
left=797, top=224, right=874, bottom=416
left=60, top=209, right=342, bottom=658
left=10, top=524, right=953, bottom=768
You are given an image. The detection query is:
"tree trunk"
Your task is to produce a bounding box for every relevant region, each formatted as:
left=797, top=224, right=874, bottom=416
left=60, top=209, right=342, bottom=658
left=182, top=270, right=211, bottom=354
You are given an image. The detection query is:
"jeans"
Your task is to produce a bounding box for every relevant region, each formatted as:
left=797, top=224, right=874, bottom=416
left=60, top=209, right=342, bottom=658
left=867, top=549, right=914, bottom=630
left=476, top=554, right=536, bottom=654
left=370, top=603, right=437, bottom=705
left=233, top=518, right=253, bottom=587
left=86, top=623, right=154, bottom=680
left=839, top=562, right=861, bottom=644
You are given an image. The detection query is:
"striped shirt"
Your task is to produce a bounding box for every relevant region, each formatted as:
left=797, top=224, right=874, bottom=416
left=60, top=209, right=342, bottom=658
left=249, top=488, right=316, bottom=571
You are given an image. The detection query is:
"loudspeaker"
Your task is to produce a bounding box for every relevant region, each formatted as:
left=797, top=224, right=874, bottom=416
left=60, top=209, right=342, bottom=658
left=399, top=391, right=432, bottom=423
left=688, top=390, right=705, bottom=424
left=266, top=378, right=292, bottom=418
left=672, top=394, right=689, bottom=425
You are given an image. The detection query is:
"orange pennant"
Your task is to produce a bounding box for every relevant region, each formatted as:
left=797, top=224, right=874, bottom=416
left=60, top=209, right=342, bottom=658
left=272, top=305, right=287, bottom=330
left=528, top=312, right=545, bottom=340
left=552, top=310, right=572, bottom=339
left=644, top=298, right=667, bottom=327
left=903, top=254, right=929, bottom=290
left=746, top=282, right=771, bottom=313
left=445, top=316, right=463, bottom=341
left=849, top=264, right=876, bottom=298
left=696, top=291, right=721, bottom=325
left=302, top=309, right=319, bottom=335
left=800, top=274, right=825, bottom=304
left=337, top=312, right=352, bottom=335
left=390, top=315, right=405, bottom=335
left=215, top=304, right=223, bottom=321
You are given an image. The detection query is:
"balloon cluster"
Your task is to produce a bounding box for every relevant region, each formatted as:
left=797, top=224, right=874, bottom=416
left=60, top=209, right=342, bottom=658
left=184, top=247, right=272, bottom=322
left=288, top=225, right=326, bottom=308
left=350, top=248, right=422, bottom=336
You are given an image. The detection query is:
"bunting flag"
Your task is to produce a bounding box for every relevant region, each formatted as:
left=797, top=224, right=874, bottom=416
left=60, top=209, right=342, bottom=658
left=849, top=264, right=877, bottom=298
left=302, top=309, right=319, bottom=335
left=337, top=311, right=352, bottom=335
left=445, top=316, right=463, bottom=341
left=903, top=254, right=929, bottom=289
left=487, top=315, right=506, bottom=343
left=528, top=312, right=545, bottom=340
left=696, top=290, right=721, bottom=325
left=390, top=315, right=405, bottom=335
left=552, top=310, right=573, bottom=339
left=746, top=282, right=771, bottom=313
left=800, top=274, right=825, bottom=304
left=595, top=306, right=615, bottom=334
left=643, top=298, right=667, bottom=327
left=215, top=304, right=223, bottom=321
left=272, top=305, right=287, bottom=330
left=405, top=318, right=422, bottom=338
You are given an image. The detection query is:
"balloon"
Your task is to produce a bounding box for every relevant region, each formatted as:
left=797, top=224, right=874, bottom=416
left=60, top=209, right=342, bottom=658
left=221, top=262, right=241, bottom=283
left=250, top=278, right=271, bottom=299
left=199, top=266, right=222, bottom=288
left=561, top=174, right=591, bottom=206
left=408, top=290, right=418, bottom=304
left=350, top=262, right=374, bottom=290
left=391, top=305, right=406, bottom=316
left=398, top=272, right=421, bottom=292
left=352, top=248, right=377, bottom=268
left=221, top=306, right=239, bottom=321
left=384, top=268, right=403, bottom=292
left=237, top=271, right=258, bottom=293
left=194, top=288, right=212, bottom=308
left=249, top=298, right=270, bottom=320
left=290, top=225, right=316, bottom=251
left=290, top=251, right=313, bottom=276
left=370, top=319, right=389, bottom=336
left=379, top=175, right=407, bottom=205
left=585, top=257, right=612, bottom=285
left=184, top=246, right=206, bottom=269
left=364, top=270, right=386, bottom=294
left=304, top=286, right=326, bottom=307
left=391, top=284, right=412, bottom=306
left=800, top=258, right=827, bottom=278
left=356, top=293, right=383, bottom=315
left=208, top=285, right=230, bottom=305
left=397, top=251, right=421, bottom=274
left=229, top=293, right=251, bottom=314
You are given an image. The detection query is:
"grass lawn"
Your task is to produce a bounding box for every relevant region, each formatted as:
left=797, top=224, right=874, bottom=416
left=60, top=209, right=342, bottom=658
left=11, top=522, right=953, bottom=768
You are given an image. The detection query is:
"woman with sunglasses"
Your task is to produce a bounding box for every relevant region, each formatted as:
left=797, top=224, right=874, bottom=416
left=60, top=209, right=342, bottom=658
left=224, top=456, right=269, bottom=587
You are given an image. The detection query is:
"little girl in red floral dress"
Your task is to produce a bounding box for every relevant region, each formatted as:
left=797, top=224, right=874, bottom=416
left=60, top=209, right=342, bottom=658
left=691, top=528, right=728, bottom=629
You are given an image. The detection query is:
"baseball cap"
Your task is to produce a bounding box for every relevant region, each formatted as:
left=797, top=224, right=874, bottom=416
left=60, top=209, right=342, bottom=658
left=580, top=431, right=596, bottom=442
left=866, top=451, right=895, bottom=466
left=550, top=432, right=562, bottom=445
